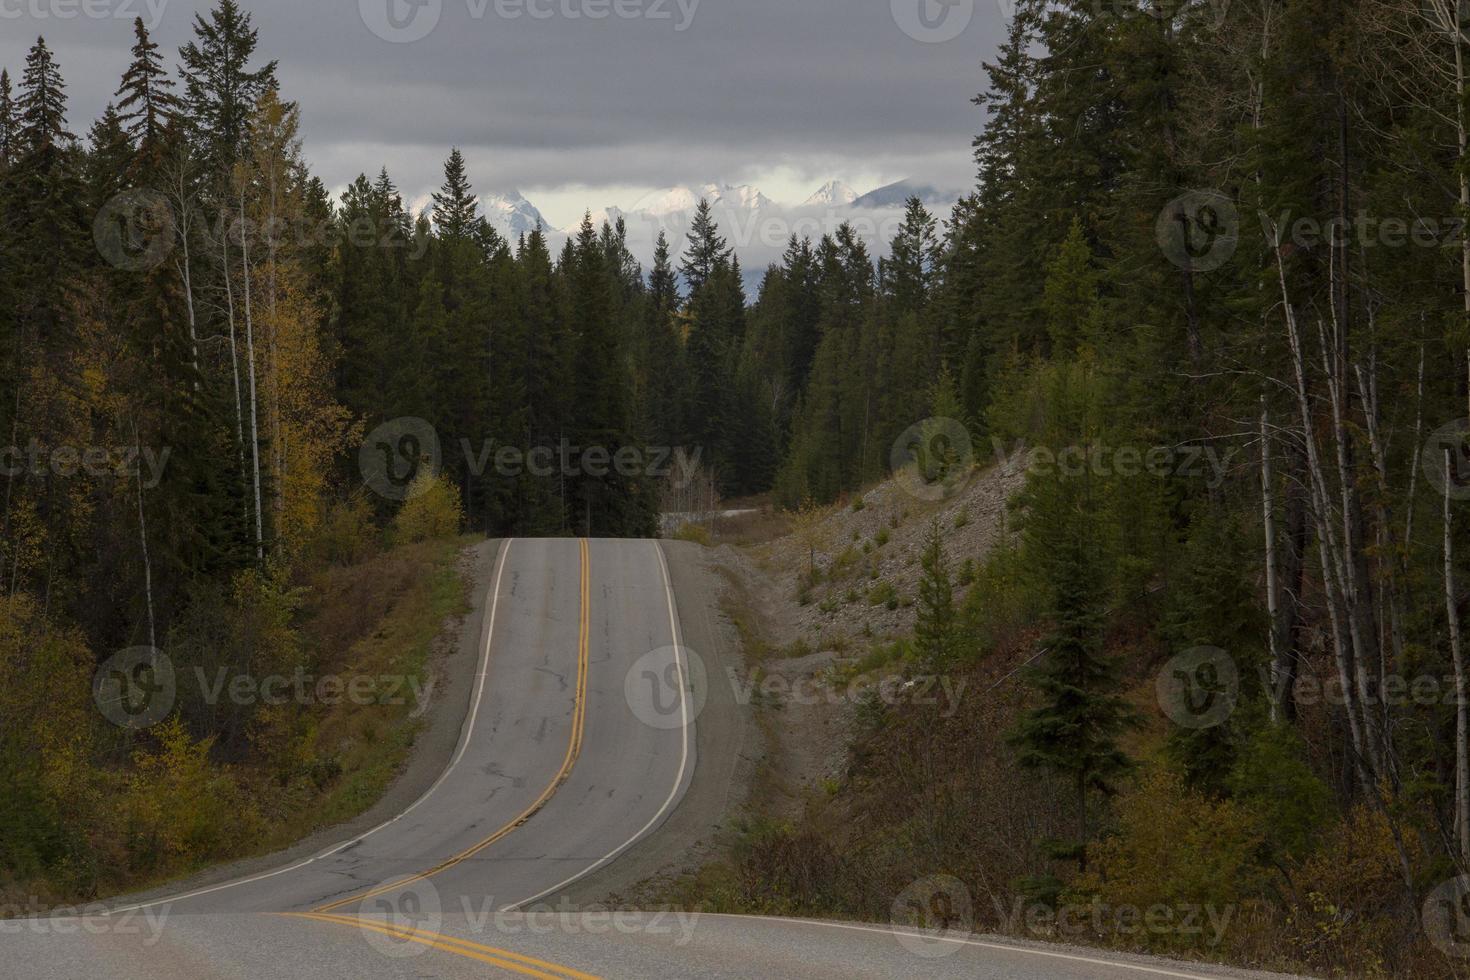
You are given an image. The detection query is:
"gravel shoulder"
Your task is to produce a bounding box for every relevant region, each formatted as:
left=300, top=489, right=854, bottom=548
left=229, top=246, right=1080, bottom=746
left=563, top=539, right=763, bottom=906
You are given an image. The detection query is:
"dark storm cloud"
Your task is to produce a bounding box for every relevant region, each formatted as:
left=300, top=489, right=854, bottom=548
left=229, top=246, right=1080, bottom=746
left=0, top=0, right=1002, bottom=206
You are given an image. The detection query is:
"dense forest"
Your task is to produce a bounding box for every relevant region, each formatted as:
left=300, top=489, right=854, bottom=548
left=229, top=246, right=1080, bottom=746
left=7, top=0, right=1470, bottom=974
left=711, top=0, right=1470, bottom=975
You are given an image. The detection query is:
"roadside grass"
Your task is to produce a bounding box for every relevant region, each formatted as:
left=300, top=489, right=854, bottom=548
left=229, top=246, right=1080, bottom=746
left=35, top=534, right=480, bottom=906
left=281, top=534, right=473, bottom=836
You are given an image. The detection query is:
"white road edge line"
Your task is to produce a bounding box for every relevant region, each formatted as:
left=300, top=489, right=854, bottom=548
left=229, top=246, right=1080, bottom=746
left=100, top=539, right=516, bottom=917
left=499, top=539, right=692, bottom=913
left=698, top=914, right=1232, bottom=980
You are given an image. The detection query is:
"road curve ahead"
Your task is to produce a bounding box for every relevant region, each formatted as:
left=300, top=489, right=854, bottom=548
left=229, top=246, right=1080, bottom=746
left=5, top=538, right=1294, bottom=980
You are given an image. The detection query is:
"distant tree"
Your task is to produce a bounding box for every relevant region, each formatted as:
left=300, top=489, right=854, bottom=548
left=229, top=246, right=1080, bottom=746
left=0, top=70, right=15, bottom=169
left=1041, top=216, right=1103, bottom=357
left=680, top=198, right=730, bottom=297
left=431, top=147, right=478, bottom=241
left=915, top=519, right=959, bottom=667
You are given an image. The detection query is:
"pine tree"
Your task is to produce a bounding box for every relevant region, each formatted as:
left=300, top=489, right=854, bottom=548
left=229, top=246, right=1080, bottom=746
left=680, top=199, right=730, bottom=298
left=1009, top=528, right=1134, bottom=862
left=642, top=230, right=684, bottom=446
left=0, top=70, right=15, bottom=169
left=915, top=519, right=959, bottom=667
left=1041, top=216, right=1102, bottom=357
left=18, top=36, right=71, bottom=156
left=115, top=17, right=176, bottom=155
left=431, top=148, right=478, bottom=241
left=178, top=0, right=278, bottom=170
left=567, top=214, right=625, bottom=534
left=883, top=198, right=939, bottom=318
left=85, top=104, right=129, bottom=214
left=12, top=37, right=84, bottom=347
left=650, top=230, right=680, bottom=312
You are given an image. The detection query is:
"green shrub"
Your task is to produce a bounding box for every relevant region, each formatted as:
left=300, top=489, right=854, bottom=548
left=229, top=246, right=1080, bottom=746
left=868, top=580, right=897, bottom=608
left=673, top=522, right=713, bottom=546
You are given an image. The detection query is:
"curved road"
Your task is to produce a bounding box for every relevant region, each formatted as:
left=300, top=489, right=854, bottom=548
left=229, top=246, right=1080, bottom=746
left=6, top=538, right=1293, bottom=980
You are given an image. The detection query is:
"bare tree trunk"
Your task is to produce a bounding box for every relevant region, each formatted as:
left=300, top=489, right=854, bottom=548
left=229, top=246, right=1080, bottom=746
left=1269, top=223, right=1371, bottom=780
left=132, top=418, right=156, bottom=651
left=220, top=217, right=248, bottom=523
left=1281, top=440, right=1308, bottom=722
left=170, top=165, right=201, bottom=386
left=239, top=185, right=265, bottom=562
left=1261, top=397, right=1285, bottom=721
left=1446, top=444, right=1470, bottom=865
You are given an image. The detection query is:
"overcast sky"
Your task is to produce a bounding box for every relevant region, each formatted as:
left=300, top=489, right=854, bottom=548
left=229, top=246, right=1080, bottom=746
left=0, top=0, right=1004, bottom=227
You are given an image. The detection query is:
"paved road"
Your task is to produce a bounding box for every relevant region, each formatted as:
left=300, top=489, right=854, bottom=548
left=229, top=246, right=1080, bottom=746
left=4, top=538, right=1295, bottom=980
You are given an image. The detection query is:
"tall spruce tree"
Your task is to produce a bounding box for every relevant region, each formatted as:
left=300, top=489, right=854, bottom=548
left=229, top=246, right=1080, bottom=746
left=115, top=17, right=176, bottom=156
left=0, top=70, right=15, bottom=169
left=178, top=0, right=277, bottom=171
left=915, top=519, right=959, bottom=667
left=680, top=199, right=730, bottom=298
left=432, top=148, right=478, bottom=241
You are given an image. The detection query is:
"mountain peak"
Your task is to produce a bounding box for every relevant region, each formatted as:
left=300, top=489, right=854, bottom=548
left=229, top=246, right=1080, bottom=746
left=802, top=180, right=859, bottom=208
left=482, top=190, right=549, bottom=239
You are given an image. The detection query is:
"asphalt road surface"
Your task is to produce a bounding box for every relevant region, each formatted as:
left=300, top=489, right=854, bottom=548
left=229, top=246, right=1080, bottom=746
left=4, top=538, right=1301, bottom=980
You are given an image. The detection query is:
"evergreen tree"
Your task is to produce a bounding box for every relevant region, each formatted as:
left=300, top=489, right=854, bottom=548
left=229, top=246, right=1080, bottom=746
left=680, top=198, right=730, bottom=297
left=882, top=197, right=939, bottom=319
left=642, top=230, right=685, bottom=446
left=12, top=37, right=84, bottom=349
left=1041, top=216, right=1102, bottom=357
left=84, top=104, right=129, bottom=214
left=178, top=0, right=278, bottom=170
left=18, top=36, right=70, bottom=155
left=432, top=148, right=478, bottom=241
left=915, top=519, right=959, bottom=667
left=0, top=70, right=15, bottom=169
left=1009, top=523, right=1134, bottom=862
left=115, top=17, right=176, bottom=155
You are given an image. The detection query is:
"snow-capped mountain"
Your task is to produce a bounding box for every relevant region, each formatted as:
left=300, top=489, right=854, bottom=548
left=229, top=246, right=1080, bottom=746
left=482, top=190, right=550, bottom=240
left=453, top=178, right=958, bottom=296
left=851, top=179, right=955, bottom=209
left=582, top=205, right=629, bottom=230
left=629, top=182, right=776, bottom=217
left=708, top=182, right=775, bottom=211
left=631, top=185, right=703, bottom=216
left=801, top=180, right=858, bottom=208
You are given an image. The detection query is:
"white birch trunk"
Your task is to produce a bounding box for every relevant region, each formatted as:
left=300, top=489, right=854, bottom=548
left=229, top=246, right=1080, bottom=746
left=239, top=186, right=265, bottom=562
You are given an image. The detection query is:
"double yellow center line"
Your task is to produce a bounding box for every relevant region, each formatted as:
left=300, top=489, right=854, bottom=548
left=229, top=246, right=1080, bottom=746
left=312, top=539, right=592, bottom=914
left=286, top=911, right=600, bottom=980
